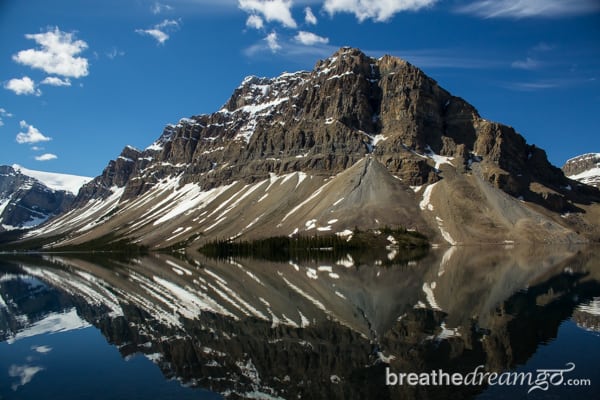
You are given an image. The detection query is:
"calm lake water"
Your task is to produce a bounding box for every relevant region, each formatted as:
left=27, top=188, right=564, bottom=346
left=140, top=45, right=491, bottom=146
left=1, top=245, right=599, bottom=399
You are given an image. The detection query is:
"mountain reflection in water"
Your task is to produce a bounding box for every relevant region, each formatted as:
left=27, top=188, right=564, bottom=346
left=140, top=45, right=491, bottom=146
left=1, top=246, right=599, bottom=399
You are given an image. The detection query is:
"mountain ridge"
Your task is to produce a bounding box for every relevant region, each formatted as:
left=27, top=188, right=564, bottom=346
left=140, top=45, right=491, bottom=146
left=562, top=153, right=600, bottom=188
left=0, top=165, right=89, bottom=231
left=16, top=47, right=600, bottom=248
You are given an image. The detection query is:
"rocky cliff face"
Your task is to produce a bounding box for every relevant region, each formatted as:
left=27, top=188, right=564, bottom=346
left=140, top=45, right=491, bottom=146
left=23, top=48, right=600, bottom=248
left=562, top=153, right=600, bottom=188
left=0, top=165, right=75, bottom=231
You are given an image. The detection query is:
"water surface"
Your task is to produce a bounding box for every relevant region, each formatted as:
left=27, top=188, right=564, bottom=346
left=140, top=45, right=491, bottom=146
left=1, top=245, right=599, bottom=399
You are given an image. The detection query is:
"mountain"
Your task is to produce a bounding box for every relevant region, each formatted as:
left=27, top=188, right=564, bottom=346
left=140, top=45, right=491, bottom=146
left=12, top=164, right=92, bottom=195
left=562, top=153, right=600, bottom=188
left=21, top=48, right=600, bottom=249
left=0, top=165, right=91, bottom=232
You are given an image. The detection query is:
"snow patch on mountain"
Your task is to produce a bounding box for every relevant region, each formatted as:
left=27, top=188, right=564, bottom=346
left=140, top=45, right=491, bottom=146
left=12, top=164, right=92, bottom=195
left=563, top=153, right=600, bottom=187
left=568, top=166, right=600, bottom=187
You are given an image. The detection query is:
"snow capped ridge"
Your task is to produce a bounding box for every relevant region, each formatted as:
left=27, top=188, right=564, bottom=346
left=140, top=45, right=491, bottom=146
left=565, top=152, right=600, bottom=165
left=1, top=165, right=91, bottom=231
left=562, top=152, right=600, bottom=188
left=12, top=164, right=92, bottom=195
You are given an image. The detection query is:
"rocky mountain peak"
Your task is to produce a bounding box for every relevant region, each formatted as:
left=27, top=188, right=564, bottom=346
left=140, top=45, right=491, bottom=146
left=314, top=47, right=378, bottom=77
left=75, top=47, right=592, bottom=209
left=562, top=153, right=600, bottom=187
left=25, top=48, right=600, bottom=248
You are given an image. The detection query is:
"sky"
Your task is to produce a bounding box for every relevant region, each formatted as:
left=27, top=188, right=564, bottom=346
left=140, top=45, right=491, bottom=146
left=0, top=0, right=599, bottom=178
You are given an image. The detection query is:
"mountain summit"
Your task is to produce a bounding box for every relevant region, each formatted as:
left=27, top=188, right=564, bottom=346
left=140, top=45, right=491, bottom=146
left=23, top=48, right=600, bottom=248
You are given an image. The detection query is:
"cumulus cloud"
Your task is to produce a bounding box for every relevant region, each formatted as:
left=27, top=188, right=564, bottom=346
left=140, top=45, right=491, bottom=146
left=35, top=153, right=58, bottom=161
left=13, top=27, right=89, bottom=78
left=305, top=7, right=318, bottom=24
left=246, top=14, right=265, bottom=29
left=4, top=77, right=41, bottom=96
left=136, top=19, right=181, bottom=45
left=295, top=31, right=329, bottom=46
left=457, top=0, right=600, bottom=18
left=266, top=32, right=282, bottom=52
left=323, top=0, right=438, bottom=22
left=16, top=121, right=52, bottom=144
left=41, top=76, right=72, bottom=86
left=239, top=0, right=297, bottom=28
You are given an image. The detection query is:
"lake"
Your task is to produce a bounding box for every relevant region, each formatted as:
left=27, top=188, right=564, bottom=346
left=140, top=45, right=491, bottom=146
left=1, top=245, right=599, bottom=399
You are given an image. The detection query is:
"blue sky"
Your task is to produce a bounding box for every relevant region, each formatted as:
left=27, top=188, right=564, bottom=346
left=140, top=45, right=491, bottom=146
left=1, top=0, right=599, bottom=177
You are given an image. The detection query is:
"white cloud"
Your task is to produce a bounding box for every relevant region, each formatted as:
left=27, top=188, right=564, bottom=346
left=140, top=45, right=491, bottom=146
left=246, top=14, right=265, bottom=29
left=156, top=19, right=180, bottom=29
left=4, top=77, right=41, bottom=96
left=35, top=153, right=58, bottom=161
left=323, top=0, right=438, bottom=22
left=16, top=121, right=52, bottom=144
left=136, top=19, right=181, bottom=45
left=41, top=76, right=72, bottom=86
left=266, top=31, right=282, bottom=52
left=457, top=0, right=600, bottom=18
left=239, top=0, right=297, bottom=28
left=0, top=108, right=13, bottom=127
left=136, top=29, right=169, bottom=44
left=295, top=31, right=329, bottom=46
left=244, top=34, right=337, bottom=59
left=13, top=27, right=89, bottom=78
left=152, top=2, right=173, bottom=14
left=305, top=7, right=318, bottom=24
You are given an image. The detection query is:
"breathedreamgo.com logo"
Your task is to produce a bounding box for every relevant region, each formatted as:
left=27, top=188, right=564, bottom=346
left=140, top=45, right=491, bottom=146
left=385, top=362, right=591, bottom=394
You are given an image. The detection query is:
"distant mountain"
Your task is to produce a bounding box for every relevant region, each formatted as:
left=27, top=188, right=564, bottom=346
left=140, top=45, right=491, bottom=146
left=18, top=48, right=600, bottom=249
left=562, top=153, right=600, bottom=188
left=0, top=165, right=91, bottom=231
left=12, top=164, right=92, bottom=195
